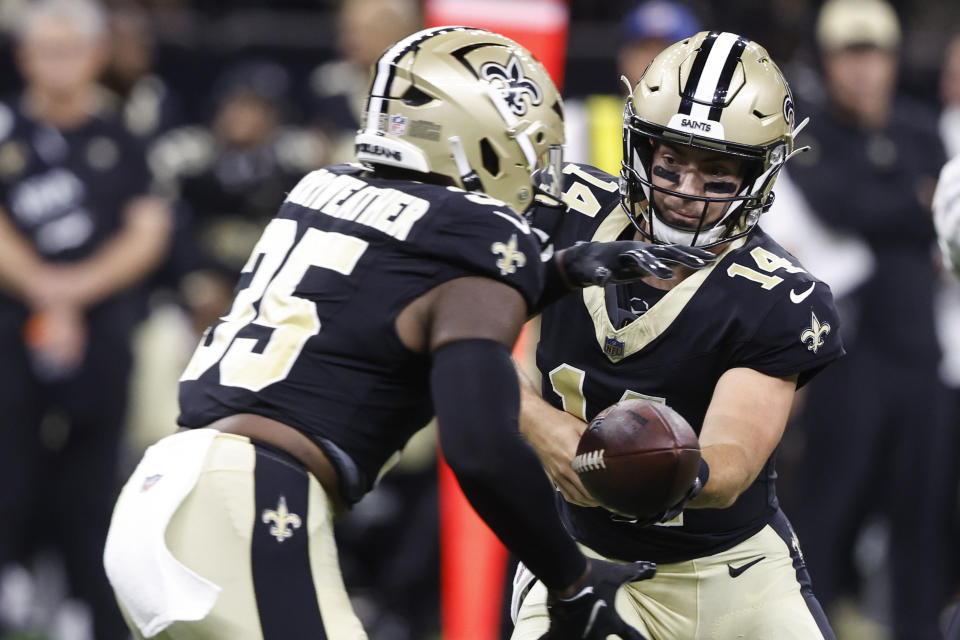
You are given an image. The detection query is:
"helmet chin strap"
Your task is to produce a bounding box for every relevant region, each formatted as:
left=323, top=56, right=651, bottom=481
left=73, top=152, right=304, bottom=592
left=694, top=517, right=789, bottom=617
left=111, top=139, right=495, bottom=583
left=448, top=135, right=482, bottom=192
left=642, top=185, right=744, bottom=247
left=645, top=208, right=729, bottom=246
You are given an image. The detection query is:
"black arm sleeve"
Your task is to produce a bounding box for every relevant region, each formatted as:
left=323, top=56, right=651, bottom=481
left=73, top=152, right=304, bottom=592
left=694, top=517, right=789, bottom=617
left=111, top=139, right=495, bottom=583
left=431, top=339, right=586, bottom=591
left=533, top=252, right=572, bottom=314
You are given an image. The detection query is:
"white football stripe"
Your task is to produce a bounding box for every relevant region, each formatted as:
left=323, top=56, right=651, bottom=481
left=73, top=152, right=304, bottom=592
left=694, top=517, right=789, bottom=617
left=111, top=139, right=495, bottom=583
left=365, top=27, right=461, bottom=132
left=691, top=32, right=740, bottom=115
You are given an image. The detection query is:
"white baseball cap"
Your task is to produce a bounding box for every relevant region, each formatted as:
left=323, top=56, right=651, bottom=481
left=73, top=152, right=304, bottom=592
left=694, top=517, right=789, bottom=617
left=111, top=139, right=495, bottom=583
left=816, top=0, right=901, bottom=51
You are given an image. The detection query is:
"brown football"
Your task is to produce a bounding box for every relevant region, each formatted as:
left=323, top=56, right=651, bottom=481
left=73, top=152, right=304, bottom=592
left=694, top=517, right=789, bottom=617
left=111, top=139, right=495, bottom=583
left=573, top=398, right=701, bottom=519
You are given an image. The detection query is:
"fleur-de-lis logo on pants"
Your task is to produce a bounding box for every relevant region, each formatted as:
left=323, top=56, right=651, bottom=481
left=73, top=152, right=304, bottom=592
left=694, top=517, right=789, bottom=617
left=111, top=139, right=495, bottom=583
left=800, top=311, right=831, bottom=354
left=480, top=57, right=543, bottom=116
left=491, top=234, right=527, bottom=276
left=262, top=495, right=302, bottom=543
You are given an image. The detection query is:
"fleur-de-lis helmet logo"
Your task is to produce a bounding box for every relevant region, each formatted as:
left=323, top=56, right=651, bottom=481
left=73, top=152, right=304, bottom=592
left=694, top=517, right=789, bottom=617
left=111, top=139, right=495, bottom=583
left=480, top=56, right=543, bottom=116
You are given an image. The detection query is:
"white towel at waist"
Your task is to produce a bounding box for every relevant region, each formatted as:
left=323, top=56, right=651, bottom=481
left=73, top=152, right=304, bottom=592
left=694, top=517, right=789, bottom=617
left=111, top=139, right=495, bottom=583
left=103, top=428, right=221, bottom=637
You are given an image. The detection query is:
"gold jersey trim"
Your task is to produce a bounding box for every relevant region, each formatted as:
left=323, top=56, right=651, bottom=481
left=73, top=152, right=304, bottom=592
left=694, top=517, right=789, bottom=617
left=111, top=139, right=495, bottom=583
left=583, top=209, right=746, bottom=362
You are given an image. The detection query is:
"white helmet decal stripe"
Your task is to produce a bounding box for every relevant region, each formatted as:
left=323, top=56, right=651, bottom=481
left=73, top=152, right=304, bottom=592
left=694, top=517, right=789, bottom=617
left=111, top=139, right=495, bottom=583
left=680, top=31, right=746, bottom=122
left=364, top=26, right=472, bottom=134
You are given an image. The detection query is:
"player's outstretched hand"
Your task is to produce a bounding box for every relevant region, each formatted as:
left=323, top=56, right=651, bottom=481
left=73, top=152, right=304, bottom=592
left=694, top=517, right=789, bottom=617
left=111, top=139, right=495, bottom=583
left=561, top=240, right=715, bottom=286
left=539, top=558, right=657, bottom=640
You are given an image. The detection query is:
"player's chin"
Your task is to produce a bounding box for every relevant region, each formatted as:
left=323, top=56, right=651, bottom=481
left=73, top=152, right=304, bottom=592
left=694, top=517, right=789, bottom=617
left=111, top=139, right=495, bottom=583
left=660, top=210, right=702, bottom=229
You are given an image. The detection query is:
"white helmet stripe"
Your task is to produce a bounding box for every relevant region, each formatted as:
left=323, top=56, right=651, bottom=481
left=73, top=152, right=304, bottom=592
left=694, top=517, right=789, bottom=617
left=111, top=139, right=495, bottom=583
left=687, top=32, right=741, bottom=120
left=363, top=26, right=473, bottom=133
left=677, top=31, right=747, bottom=123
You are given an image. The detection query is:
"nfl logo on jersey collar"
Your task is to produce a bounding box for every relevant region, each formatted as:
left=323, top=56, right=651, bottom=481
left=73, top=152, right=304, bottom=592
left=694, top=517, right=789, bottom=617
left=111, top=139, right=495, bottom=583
left=604, top=336, right=625, bottom=359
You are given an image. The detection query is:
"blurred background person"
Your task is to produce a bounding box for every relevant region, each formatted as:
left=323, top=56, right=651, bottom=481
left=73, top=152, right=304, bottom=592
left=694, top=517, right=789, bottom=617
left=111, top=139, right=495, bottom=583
left=616, top=0, right=700, bottom=90
left=563, top=0, right=701, bottom=175
left=100, top=5, right=183, bottom=144
left=941, top=33, right=960, bottom=159
left=936, top=28, right=960, bottom=635
left=0, top=1, right=173, bottom=638
left=148, top=58, right=323, bottom=334
left=766, top=0, right=955, bottom=637
left=305, top=0, right=421, bottom=164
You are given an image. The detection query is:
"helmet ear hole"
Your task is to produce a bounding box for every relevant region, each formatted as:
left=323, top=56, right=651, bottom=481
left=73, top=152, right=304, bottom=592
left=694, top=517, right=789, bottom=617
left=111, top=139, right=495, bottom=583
left=480, top=137, right=501, bottom=177
left=402, top=86, right=433, bottom=106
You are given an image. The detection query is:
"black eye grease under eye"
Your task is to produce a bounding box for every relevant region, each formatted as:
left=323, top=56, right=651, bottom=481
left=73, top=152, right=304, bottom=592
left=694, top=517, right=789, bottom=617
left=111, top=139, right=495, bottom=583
left=653, top=165, right=680, bottom=183
left=704, top=181, right=737, bottom=193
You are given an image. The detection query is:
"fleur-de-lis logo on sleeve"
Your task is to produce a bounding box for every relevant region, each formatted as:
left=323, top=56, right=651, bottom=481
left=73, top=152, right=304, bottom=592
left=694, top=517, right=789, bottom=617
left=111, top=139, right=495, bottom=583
left=480, top=57, right=543, bottom=116
left=261, top=495, right=302, bottom=543
left=800, top=311, right=831, bottom=354
left=491, top=234, right=527, bottom=275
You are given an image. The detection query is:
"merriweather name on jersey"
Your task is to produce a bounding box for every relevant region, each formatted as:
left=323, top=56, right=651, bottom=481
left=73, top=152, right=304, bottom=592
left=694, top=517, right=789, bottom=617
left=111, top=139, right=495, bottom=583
left=533, top=163, right=845, bottom=563
left=285, top=166, right=430, bottom=240
left=178, top=164, right=543, bottom=504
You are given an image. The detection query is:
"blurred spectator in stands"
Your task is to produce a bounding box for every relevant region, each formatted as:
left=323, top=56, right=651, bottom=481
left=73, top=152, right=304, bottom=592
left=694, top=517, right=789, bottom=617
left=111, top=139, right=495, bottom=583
left=100, top=5, right=183, bottom=143
left=765, top=0, right=954, bottom=637
left=617, top=0, right=700, bottom=85
left=148, top=58, right=324, bottom=333
left=564, top=0, right=700, bottom=174
left=306, top=0, right=421, bottom=164
left=935, top=31, right=960, bottom=632
left=0, top=1, right=172, bottom=638
left=942, top=33, right=960, bottom=158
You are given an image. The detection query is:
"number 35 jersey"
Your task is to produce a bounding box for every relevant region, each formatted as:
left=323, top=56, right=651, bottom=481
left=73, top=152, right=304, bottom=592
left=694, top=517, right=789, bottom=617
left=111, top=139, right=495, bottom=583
left=532, top=164, right=845, bottom=563
left=178, top=164, right=543, bottom=504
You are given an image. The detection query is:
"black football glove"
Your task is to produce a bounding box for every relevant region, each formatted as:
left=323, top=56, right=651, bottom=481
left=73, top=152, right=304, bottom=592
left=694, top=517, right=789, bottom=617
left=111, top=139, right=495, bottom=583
left=560, top=240, right=716, bottom=286
left=654, top=458, right=709, bottom=524
left=539, top=558, right=657, bottom=640
left=654, top=472, right=705, bottom=525
left=610, top=459, right=709, bottom=528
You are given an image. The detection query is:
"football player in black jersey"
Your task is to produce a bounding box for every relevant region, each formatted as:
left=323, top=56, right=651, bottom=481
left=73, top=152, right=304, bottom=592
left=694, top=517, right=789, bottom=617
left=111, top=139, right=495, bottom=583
left=511, top=32, right=845, bottom=639
left=103, top=27, right=715, bottom=640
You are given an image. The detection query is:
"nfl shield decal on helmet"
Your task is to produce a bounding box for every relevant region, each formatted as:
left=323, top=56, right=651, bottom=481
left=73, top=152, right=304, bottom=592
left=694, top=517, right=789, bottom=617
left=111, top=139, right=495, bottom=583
left=389, top=115, right=407, bottom=135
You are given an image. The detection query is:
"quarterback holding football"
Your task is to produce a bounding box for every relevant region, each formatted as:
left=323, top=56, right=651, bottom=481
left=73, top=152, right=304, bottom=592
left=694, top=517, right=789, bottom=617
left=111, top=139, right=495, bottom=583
left=513, top=31, right=845, bottom=640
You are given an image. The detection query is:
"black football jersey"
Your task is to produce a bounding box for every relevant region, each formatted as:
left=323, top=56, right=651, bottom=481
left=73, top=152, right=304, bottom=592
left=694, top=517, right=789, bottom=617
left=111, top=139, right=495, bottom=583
left=0, top=99, right=153, bottom=335
left=531, top=164, right=845, bottom=563
left=178, top=163, right=543, bottom=504
left=0, top=100, right=151, bottom=262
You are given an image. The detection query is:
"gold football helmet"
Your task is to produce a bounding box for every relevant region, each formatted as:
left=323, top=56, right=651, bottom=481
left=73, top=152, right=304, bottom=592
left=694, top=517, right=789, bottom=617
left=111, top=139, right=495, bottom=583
left=354, top=26, right=564, bottom=214
left=621, top=30, right=807, bottom=247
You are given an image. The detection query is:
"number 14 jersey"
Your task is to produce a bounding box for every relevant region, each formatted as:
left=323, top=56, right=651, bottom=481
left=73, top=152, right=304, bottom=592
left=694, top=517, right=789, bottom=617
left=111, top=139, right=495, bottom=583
left=532, top=163, right=846, bottom=563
